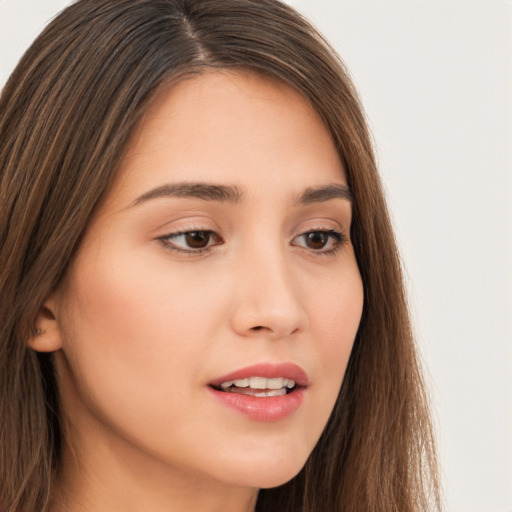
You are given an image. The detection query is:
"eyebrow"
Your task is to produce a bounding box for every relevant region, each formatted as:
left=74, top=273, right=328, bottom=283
left=129, top=181, right=352, bottom=208
left=294, top=183, right=353, bottom=205
left=130, top=182, right=243, bottom=207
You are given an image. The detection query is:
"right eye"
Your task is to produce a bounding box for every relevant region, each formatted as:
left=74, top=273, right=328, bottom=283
left=292, top=229, right=346, bottom=256
left=157, top=230, right=223, bottom=254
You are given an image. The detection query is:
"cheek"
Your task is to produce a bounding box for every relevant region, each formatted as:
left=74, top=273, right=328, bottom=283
left=56, top=250, right=221, bottom=431
left=66, top=243, right=217, bottom=345
left=305, top=266, right=364, bottom=416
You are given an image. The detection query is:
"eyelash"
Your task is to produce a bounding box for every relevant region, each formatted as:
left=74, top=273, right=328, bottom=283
left=157, top=228, right=347, bottom=257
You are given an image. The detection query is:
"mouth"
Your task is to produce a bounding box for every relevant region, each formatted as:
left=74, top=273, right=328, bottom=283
left=210, top=376, right=299, bottom=397
left=207, top=363, right=308, bottom=421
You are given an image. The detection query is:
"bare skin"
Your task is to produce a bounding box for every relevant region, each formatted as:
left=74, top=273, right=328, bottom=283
left=33, top=71, right=364, bottom=511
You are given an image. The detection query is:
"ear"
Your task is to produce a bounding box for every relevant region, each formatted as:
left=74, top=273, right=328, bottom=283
left=29, top=297, right=64, bottom=353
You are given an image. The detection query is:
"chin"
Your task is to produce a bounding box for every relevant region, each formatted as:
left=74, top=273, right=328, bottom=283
left=216, top=450, right=308, bottom=490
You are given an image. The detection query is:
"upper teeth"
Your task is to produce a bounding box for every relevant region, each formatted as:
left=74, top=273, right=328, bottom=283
left=220, top=377, right=296, bottom=390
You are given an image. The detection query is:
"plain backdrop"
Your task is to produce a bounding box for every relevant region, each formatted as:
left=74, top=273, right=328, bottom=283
left=1, top=1, right=511, bottom=511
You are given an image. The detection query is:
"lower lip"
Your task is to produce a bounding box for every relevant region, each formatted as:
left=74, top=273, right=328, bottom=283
left=208, top=387, right=306, bottom=422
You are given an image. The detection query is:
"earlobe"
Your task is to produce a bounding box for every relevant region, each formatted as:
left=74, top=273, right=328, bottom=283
left=29, top=300, right=64, bottom=353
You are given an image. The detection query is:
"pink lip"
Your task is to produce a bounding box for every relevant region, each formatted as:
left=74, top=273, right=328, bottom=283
left=208, top=362, right=308, bottom=422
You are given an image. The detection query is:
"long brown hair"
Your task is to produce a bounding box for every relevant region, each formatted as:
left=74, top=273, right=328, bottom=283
left=0, top=1, right=440, bottom=510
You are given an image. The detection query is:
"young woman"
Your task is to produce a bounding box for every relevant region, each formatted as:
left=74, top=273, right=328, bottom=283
left=0, top=1, right=440, bottom=511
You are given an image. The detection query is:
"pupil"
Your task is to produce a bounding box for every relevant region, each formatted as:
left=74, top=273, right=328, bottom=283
left=186, top=231, right=210, bottom=248
left=306, top=232, right=328, bottom=249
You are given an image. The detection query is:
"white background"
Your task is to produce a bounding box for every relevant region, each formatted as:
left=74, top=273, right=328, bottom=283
left=1, top=1, right=511, bottom=511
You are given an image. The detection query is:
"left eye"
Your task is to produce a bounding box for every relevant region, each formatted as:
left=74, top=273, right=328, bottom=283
left=158, top=230, right=221, bottom=252
left=293, top=230, right=345, bottom=252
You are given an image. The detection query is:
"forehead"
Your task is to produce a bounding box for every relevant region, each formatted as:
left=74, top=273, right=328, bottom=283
left=111, top=70, right=345, bottom=205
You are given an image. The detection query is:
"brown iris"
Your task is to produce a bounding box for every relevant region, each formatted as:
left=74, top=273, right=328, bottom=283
left=184, top=231, right=211, bottom=249
left=304, top=231, right=330, bottom=250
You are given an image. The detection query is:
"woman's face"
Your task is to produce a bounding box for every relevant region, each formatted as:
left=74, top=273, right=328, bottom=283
left=47, top=71, right=363, bottom=494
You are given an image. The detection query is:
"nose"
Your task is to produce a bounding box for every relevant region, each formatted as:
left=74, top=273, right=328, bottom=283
left=229, top=247, right=308, bottom=340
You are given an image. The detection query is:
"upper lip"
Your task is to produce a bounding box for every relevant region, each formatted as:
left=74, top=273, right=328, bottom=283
left=209, top=362, right=309, bottom=388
